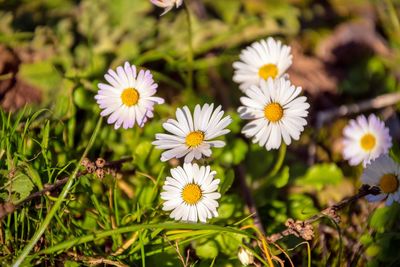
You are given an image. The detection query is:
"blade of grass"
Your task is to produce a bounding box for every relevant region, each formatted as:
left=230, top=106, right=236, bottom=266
left=139, top=230, right=146, bottom=267
left=209, top=257, right=216, bottom=267
left=12, top=116, right=103, bottom=266
left=36, top=222, right=254, bottom=256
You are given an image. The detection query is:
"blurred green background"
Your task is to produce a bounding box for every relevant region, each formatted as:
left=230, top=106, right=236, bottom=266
left=1, top=0, right=400, bottom=266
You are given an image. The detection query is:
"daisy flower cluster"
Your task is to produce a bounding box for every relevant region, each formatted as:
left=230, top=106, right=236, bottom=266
left=92, top=39, right=313, bottom=223
left=94, top=37, right=394, bottom=222
left=95, top=61, right=230, bottom=223
left=233, top=37, right=310, bottom=150
left=341, top=113, right=395, bottom=206
left=153, top=103, right=231, bottom=222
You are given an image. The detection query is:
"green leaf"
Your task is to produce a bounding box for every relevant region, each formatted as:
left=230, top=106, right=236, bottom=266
left=369, top=204, right=400, bottom=232
left=219, top=169, right=234, bottom=194
left=138, top=185, right=154, bottom=208
left=23, top=163, right=43, bottom=190
left=64, top=261, right=80, bottom=267
left=360, top=234, right=373, bottom=245
left=289, top=194, right=318, bottom=220
left=231, top=139, right=248, bottom=165
left=0, top=192, right=8, bottom=201
left=73, top=87, right=93, bottom=110
left=194, top=239, right=219, bottom=259
left=81, top=212, right=98, bottom=230
left=296, top=163, right=343, bottom=190
left=218, top=195, right=237, bottom=219
left=215, top=232, right=243, bottom=256
left=268, top=166, right=289, bottom=188
left=19, top=61, right=62, bottom=93
left=366, top=245, right=380, bottom=257
left=134, top=141, right=153, bottom=171
left=12, top=171, right=35, bottom=203
left=52, top=80, right=75, bottom=120
left=41, top=121, right=50, bottom=151
left=205, top=0, right=241, bottom=23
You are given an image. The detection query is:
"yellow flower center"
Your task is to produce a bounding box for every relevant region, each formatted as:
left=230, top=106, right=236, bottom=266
left=258, top=64, right=278, bottom=80
left=121, top=88, right=139, bottom=106
left=185, top=131, right=204, bottom=147
left=182, top=183, right=202, bottom=205
left=264, top=103, right=284, bottom=122
left=360, top=133, right=376, bottom=151
left=379, top=173, right=399, bottom=194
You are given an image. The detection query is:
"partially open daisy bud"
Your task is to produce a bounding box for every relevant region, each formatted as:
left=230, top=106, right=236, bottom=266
left=238, top=247, right=254, bottom=266
left=362, top=155, right=400, bottom=206
left=233, top=37, right=292, bottom=92
left=342, top=114, right=392, bottom=166
left=238, top=77, right=309, bottom=150
left=161, top=163, right=221, bottom=223
left=153, top=103, right=231, bottom=163
left=95, top=62, right=164, bottom=129
left=150, top=0, right=183, bottom=15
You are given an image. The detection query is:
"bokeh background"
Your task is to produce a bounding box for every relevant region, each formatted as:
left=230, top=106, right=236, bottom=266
left=1, top=0, right=400, bottom=266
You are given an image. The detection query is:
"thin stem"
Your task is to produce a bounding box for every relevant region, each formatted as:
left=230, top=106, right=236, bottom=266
left=267, top=143, right=286, bottom=177
left=235, top=165, right=265, bottom=235
left=14, top=171, right=86, bottom=206
left=12, top=117, right=103, bottom=267
left=183, top=2, right=194, bottom=92
left=241, top=225, right=273, bottom=266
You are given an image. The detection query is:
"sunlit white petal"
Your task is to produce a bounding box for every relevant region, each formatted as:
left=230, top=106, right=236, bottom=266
left=161, top=163, right=221, bottom=223
left=95, top=62, right=164, bottom=129
left=342, top=114, right=392, bottom=166
left=233, top=37, right=292, bottom=92
left=153, top=103, right=232, bottom=162
left=238, top=77, right=309, bottom=150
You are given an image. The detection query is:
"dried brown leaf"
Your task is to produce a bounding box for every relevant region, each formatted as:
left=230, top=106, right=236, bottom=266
left=288, top=42, right=339, bottom=96
left=316, top=20, right=391, bottom=65
left=0, top=45, right=42, bottom=112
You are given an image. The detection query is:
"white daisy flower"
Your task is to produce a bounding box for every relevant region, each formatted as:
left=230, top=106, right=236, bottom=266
left=343, top=114, right=392, bottom=166
left=238, top=77, right=309, bottom=150
left=161, top=163, right=221, bottom=223
left=233, top=37, right=292, bottom=92
left=361, top=155, right=400, bottom=206
left=95, top=62, right=164, bottom=129
left=150, top=0, right=183, bottom=15
left=152, top=103, right=232, bottom=163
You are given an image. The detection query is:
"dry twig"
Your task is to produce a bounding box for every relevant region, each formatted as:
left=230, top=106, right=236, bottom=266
left=267, top=185, right=380, bottom=242
left=66, top=251, right=128, bottom=267
left=0, top=157, right=133, bottom=220
left=316, top=92, right=400, bottom=127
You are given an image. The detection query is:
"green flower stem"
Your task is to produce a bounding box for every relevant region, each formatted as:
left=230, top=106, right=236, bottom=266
left=184, top=2, right=194, bottom=92
left=267, top=143, right=286, bottom=177
left=36, top=222, right=254, bottom=256
left=12, top=117, right=103, bottom=267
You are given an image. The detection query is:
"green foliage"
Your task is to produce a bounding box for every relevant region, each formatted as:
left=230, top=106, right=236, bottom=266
left=194, top=238, right=219, bottom=259
left=296, top=163, right=343, bottom=190
left=9, top=171, right=35, bottom=203
left=1, top=0, right=400, bottom=266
